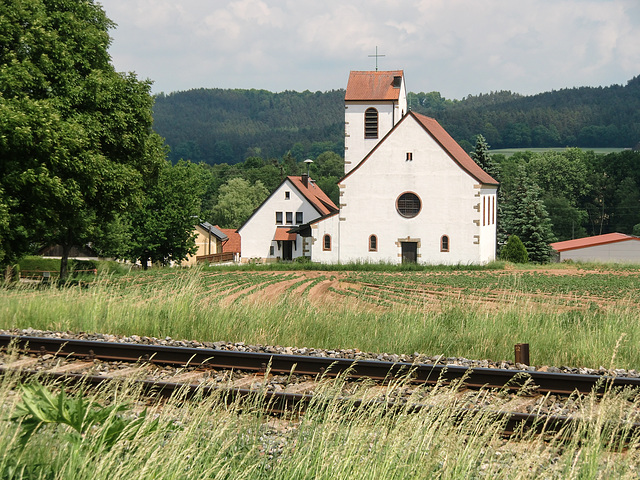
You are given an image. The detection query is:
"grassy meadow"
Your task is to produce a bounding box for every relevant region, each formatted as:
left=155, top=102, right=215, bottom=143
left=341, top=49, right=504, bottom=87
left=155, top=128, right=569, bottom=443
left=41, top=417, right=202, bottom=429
left=1, top=262, right=640, bottom=370
left=3, top=263, right=640, bottom=478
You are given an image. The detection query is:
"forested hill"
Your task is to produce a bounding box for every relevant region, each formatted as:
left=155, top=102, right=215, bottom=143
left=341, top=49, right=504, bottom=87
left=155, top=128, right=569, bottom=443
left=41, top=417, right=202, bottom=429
left=152, top=89, right=345, bottom=165
left=152, top=76, right=640, bottom=165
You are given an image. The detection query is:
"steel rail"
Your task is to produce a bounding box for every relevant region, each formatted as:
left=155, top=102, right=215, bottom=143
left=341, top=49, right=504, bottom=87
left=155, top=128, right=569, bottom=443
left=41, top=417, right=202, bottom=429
left=2, top=365, right=639, bottom=442
left=2, top=334, right=640, bottom=395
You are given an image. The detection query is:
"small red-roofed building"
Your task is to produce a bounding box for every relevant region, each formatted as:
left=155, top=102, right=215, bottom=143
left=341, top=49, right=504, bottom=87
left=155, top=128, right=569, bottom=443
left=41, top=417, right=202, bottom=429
left=551, top=233, right=640, bottom=263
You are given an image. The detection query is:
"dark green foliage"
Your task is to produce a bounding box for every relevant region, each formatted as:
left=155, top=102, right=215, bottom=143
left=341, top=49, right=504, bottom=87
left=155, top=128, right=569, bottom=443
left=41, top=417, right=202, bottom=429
left=500, top=235, right=528, bottom=263
left=470, top=134, right=499, bottom=179
left=500, top=166, right=555, bottom=263
left=412, top=76, right=640, bottom=149
left=124, top=160, right=206, bottom=268
left=0, top=0, right=166, bottom=278
left=153, top=89, right=345, bottom=165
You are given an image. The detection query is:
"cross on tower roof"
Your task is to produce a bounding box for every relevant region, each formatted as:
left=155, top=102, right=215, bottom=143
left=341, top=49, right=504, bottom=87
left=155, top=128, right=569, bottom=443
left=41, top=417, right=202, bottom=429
left=368, top=46, right=385, bottom=71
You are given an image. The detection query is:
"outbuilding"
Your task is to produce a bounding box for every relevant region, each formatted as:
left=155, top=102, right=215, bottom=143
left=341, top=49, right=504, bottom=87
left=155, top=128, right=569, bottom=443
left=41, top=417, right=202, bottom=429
left=550, top=233, right=640, bottom=263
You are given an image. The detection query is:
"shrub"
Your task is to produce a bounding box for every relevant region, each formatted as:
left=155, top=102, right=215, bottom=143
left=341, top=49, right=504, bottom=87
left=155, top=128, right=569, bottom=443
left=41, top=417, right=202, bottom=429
left=500, top=235, right=529, bottom=263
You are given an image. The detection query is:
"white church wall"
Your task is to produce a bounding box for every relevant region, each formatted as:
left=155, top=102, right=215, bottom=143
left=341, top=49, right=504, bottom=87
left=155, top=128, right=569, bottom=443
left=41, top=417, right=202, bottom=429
left=238, top=180, right=322, bottom=262
left=310, top=214, right=341, bottom=263
left=479, top=188, right=498, bottom=263
left=338, top=117, right=489, bottom=265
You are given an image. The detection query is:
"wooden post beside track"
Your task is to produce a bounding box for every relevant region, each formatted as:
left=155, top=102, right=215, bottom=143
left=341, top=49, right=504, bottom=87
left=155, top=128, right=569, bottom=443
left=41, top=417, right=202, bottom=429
left=515, top=343, right=530, bottom=366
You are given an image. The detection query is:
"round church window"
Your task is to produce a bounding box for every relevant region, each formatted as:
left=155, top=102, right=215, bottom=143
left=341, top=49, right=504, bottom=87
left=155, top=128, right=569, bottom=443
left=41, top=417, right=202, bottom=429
left=396, top=192, right=421, bottom=218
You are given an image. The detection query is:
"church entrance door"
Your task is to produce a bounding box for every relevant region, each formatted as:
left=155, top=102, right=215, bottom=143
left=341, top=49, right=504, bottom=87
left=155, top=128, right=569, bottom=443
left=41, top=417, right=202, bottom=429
left=282, top=241, right=293, bottom=261
left=401, top=242, right=417, bottom=263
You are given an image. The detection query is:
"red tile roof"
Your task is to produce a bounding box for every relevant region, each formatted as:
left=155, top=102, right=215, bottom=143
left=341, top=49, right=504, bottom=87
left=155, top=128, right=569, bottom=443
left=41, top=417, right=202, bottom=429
left=412, top=112, right=498, bottom=186
left=345, top=71, right=404, bottom=101
left=288, top=176, right=339, bottom=216
left=274, top=227, right=297, bottom=241
left=342, top=111, right=499, bottom=186
left=550, top=233, right=640, bottom=252
left=217, top=227, right=241, bottom=253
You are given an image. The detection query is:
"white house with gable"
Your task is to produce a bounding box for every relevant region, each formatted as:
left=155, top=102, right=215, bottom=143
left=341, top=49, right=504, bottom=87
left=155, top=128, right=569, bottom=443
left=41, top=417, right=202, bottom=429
left=239, top=69, right=498, bottom=265
left=237, top=175, right=338, bottom=262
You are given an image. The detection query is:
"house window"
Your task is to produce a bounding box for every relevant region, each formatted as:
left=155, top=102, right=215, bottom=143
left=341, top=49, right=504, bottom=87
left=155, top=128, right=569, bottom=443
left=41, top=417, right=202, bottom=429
left=369, top=235, right=377, bottom=252
left=396, top=192, right=421, bottom=218
left=270, top=246, right=275, bottom=256
left=286, top=212, right=293, bottom=224
left=296, top=212, right=303, bottom=224
left=323, top=234, right=331, bottom=251
left=365, top=108, right=378, bottom=139
left=276, top=212, right=283, bottom=224
left=406, top=152, right=413, bottom=161
left=441, top=235, right=450, bottom=252
left=285, top=191, right=290, bottom=199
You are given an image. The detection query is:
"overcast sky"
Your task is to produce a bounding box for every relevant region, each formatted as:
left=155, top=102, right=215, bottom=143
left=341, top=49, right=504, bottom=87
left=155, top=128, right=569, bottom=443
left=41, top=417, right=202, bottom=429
left=98, top=0, right=640, bottom=100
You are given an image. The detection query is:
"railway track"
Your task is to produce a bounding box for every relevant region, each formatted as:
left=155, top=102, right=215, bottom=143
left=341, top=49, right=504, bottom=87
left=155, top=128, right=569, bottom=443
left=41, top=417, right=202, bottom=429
left=2, top=334, right=640, bottom=439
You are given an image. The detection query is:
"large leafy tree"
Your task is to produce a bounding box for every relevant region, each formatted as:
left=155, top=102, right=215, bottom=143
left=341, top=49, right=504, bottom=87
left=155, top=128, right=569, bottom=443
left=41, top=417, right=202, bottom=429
left=125, top=160, right=205, bottom=269
left=0, top=0, right=166, bottom=279
left=211, top=178, right=269, bottom=228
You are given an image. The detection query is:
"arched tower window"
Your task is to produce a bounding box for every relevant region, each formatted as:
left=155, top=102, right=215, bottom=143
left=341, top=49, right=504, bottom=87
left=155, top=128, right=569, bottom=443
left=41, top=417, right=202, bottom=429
left=365, top=108, right=378, bottom=139
left=369, top=235, right=377, bottom=252
left=323, top=234, right=331, bottom=251
left=441, top=235, right=450, bottom=252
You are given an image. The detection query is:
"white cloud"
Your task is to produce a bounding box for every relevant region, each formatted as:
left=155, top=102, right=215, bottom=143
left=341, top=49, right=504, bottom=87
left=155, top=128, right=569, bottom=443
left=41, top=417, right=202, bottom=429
left=99, top=0, right=640, bottom=98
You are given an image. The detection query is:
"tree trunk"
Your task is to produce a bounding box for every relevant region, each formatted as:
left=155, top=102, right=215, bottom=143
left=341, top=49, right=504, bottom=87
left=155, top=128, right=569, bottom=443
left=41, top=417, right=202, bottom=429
left=59, top=242, right=72, bottom=282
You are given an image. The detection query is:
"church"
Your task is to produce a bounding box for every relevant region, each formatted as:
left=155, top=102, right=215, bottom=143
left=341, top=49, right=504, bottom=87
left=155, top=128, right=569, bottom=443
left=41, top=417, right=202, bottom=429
left=238, top=70, right=499, bottom=265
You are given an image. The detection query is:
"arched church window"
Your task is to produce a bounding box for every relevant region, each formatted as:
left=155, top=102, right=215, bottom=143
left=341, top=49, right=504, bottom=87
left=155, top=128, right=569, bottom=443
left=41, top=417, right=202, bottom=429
left=365, top=108, right=378, bottom=139
left=323, top=234, right=331, bottom=251
left=396, top=192, right=421, bottom=218
left=369, top=235, right=377, bottom=252
left=441, top=235, right=450, bottom=252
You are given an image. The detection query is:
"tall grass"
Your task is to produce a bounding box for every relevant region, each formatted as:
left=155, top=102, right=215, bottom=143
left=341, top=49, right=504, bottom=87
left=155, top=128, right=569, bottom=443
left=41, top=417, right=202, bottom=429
left=1, top=268, right=639, bottom=369
left=1, top=372, right=640, bottom=479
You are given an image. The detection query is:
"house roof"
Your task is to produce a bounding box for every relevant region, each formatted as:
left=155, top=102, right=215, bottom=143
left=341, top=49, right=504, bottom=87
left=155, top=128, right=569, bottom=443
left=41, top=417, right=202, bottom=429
left=550, top=233, right=640, bottom=252
left=274, top=227, right=297, bottom=241
left=216, top=226, right=241, bottom=253
left=198, top=222, right=228, bottom=241
left=287, top=176, right=339, bottom=216
left=341, top=111, right=499, bottom=186
left=345, top=70, right=404, bottom=101
left=237, top=176, right=338, bottom=233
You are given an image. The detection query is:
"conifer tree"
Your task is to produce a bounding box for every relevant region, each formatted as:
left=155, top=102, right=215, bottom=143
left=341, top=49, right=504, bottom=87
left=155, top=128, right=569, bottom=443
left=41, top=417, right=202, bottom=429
left=470, top=134, right=499, bottom=179
left=501, top=167, right=556, bottom=263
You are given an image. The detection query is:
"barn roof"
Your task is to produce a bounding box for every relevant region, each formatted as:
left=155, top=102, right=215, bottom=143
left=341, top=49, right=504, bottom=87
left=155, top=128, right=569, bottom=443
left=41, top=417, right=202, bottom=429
left=550, top=233, right=640, bottom=252
left=341, top=111, right=499, bottom=186
left=345, top=71, right=404, bottom=101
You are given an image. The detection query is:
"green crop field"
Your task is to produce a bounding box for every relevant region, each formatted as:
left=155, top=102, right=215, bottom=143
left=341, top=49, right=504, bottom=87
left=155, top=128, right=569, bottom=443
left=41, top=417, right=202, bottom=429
left=489, top=147, right=629, bottom=157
